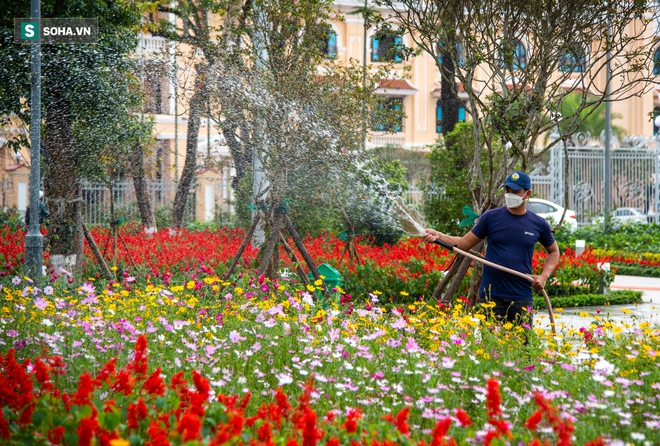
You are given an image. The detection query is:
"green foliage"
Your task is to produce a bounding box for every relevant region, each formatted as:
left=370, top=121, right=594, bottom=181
left=554, top=222, right=660, bottom=253
left=533, top=290, right=642, bottom=310
left=558, top=92, right=626, bottom=139
left=342, top=259, right=454, bottom=302
left=0, top=207, right=23, bottom=232
left=422, top=122, right=477, bottom=234
left=613, top=264, right=660, bottom=277
left=0, top=0, right=152, bottom=182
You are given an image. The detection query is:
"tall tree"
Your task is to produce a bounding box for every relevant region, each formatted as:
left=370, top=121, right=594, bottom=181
left=0, top=0, right=151, bottom=271
left=147, top=0, right=231, bottom=229
left=377, top=0, right=657, bottom=301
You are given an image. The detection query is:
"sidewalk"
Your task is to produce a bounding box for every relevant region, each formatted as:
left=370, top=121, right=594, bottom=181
left=535, top=275, right=660, bottom=331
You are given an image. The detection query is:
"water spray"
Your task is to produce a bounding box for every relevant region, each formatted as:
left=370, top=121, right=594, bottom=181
left=392, top=199, right=557, bottom=334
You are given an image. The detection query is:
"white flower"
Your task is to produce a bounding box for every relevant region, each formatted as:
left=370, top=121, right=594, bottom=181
left=276, top=373, right=293, bottom=386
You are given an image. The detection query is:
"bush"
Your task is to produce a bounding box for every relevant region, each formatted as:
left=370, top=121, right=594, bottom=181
left=612, top=263, right=660, bottom=277
left=533, top=289, right=642, bottom=310
left=554, top=222, right=660, bottom=253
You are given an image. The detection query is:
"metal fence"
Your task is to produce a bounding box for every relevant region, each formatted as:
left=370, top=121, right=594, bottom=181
left=81, top=180, right=196, bottom=226
left=405, top=136, right=660, bottom=227
left=530, top=138, right=659, bottom=226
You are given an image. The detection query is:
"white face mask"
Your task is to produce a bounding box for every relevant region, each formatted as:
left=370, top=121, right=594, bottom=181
left=504, top=193, right=525, bottom=208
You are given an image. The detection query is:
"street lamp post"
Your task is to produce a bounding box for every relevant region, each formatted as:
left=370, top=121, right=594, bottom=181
left=654, top=116, right=660, bottom=224
left=24, top=0, right=43, bottom=280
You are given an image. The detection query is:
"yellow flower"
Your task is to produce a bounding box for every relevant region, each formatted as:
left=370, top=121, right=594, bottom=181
left=314, top=279, right=323, bottom=286
left=621, top=308, right=632, bottom=314
left=579, top=312, right=590, bottom=317
left=373, top=290, right=382, bottom=295
left=306, top=284, right=316, bottom=292
left=186, top=281, right=195, bottom=290
left=235, top=287, right=243, bottom=295
left=400, top=291, right=409, bottom=296
left=110, top=266, right=118, bottom=271
left=110, top=439, right=130, bottom=446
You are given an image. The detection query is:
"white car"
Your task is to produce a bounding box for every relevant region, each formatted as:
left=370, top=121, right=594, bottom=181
left=593, top=207, right=647, bottom=225
left=527, top=198, right=578, bottom=230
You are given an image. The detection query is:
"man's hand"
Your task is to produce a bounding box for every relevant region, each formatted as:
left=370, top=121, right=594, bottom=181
left=423, top=228, right=441, bottom=243
left=531, top=274, right=548, bottom=291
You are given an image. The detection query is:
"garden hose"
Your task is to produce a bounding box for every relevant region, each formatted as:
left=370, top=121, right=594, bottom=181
left=433, top=239, right=557, bottom=335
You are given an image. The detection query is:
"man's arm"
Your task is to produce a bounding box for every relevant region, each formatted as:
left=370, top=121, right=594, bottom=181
left=423, top=228, right=482, bottom=252
left=531, top=241, right=560, bottom=290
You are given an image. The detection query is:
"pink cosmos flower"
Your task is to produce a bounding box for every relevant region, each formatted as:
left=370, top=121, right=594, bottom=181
left=34, top=297, right=48, bottom=311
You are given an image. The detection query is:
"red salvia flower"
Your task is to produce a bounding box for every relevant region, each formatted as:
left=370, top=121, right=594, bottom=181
left=113, top=369, right=135, bottom=395
left=302, top=409, right=321, bottom=446
left=192, top=370, right=211, bottom=401
left=33, top=358, right=52, bottom=393
left=454, top=408, right=472, bottom=427
left=430, top=418, right=452, bottom=446
left=341, top=408, right=362, bottom=433
left=127, top=398, right=148, bottom=429
left=274, top=388, right=290, bottom=418
left=486, top=378, right=502, bottom=419
left=584, top=437, right=605, bottom=446
left=326, top=437, right=340, bottom=446
left=395, top=406, right=410, bottom=436
left=170, top=371, right=188, bottom=391
left=177, top=410, right=202, bottom=442
left=95, top=358, right=117, bottom=386
left=78, top=415, right=100, bottom=446
left=73, top=372, right=96, bottom=406
left=144, top=367, right=166, bottom=396
left=47, top=426, right=66, bottom=445
left=239, top=391, right=253, bottom=410
left=258, top=421, right=272, bottom=442
left=146, top=421, right=171, bottom=446
left=131, top=335, right=149, bottom=380
left=525, top=410, right=543, bottom=431
left=48, top=355, right=66, bottom=375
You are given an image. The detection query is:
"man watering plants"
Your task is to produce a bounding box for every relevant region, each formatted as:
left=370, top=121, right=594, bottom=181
left=423, top=171, right=560, bottom=327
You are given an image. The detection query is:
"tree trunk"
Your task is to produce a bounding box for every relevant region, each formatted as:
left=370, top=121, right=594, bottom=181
left=219, top=118, right=251, bottom=190
left=130, top=145, right=157, bottom=233
left=45, top=93, right=80, bottom=271
left=440, top=30, right=460, bottom=144
left=171, top=74, right=206, bottom=228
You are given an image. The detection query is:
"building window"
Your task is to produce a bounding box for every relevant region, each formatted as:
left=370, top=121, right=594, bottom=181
left=653, top=47, right=660, bottom=75
left=436, top=100, right=466, bottom=133
left=372, top=34, right=403, bottom=63
left=514, top=40, right=527, bottom=69
left=558, top=45, right=586, bottom=72
left=324, top=30, right=337, bottom=59
left=437, top=41, right=464, bottom=66
left=373, top=97, right=403, bottom=132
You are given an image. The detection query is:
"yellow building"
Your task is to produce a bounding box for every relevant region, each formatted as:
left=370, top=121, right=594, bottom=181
left=2, top=1, right=659, bottom=220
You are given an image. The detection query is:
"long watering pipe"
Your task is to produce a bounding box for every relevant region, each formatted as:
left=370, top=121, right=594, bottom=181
left=433, top=239, right=557, bottom=334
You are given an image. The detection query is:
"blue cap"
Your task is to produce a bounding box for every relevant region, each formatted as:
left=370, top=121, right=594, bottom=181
left=502, top=171, right=531, bottom=191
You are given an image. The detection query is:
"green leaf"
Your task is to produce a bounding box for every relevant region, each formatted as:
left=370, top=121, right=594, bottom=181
left=32, top=410, right=47, bottom=428
left=459, top=205, right=480, bottom=228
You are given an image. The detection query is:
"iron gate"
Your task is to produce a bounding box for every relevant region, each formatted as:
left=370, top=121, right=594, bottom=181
left=529, top=134, right=660, bottom=227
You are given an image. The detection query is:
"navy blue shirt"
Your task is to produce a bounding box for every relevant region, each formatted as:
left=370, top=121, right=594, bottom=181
left=471, top=206, right=555, bottom=301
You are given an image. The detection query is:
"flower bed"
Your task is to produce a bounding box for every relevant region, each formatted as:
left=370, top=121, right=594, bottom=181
left=1, top=337, right=608, bottom=446
left=1, top=273, right=659, bottom=444
left=0, top=226, right=617, bottom=302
